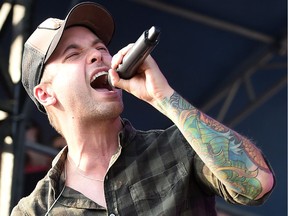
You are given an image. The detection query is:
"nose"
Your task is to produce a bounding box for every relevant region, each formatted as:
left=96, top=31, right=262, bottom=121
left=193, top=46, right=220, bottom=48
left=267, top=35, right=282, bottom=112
left=87, top=48, right=102, bottom=64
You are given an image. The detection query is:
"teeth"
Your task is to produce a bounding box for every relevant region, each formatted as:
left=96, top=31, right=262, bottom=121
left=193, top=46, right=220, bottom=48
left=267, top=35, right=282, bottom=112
left=91, top=71, right=108, bottom=83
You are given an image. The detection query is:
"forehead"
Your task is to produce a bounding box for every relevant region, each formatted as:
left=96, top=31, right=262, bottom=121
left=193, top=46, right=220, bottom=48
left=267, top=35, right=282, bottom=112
left=47, top=26, right=102, bottom=62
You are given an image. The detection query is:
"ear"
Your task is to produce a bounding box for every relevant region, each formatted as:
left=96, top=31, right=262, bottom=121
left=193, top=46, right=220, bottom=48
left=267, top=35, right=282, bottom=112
left=34, top=83, right=56, bottom=108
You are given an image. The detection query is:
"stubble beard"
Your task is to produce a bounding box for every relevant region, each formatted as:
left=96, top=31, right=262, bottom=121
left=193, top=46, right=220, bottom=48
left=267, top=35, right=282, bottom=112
left=80, top=100, right=124, bottom=123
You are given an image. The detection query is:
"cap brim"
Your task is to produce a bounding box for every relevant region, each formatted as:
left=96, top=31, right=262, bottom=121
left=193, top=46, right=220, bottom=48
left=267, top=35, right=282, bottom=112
left=45, top=2, right=114, bottom=62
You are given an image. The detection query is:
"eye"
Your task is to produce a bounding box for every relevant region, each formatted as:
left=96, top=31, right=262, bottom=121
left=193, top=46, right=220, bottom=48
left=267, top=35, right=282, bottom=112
left=65, top=52, right=80, bottom=60
left=97, top=46, right=108, bottom=52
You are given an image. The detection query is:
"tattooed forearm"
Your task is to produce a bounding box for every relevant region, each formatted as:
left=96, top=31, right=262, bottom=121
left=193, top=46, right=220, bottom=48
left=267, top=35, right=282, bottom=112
left=169, top=91, right=193, bottom=110
left=161, top=91, right=271, bottom=199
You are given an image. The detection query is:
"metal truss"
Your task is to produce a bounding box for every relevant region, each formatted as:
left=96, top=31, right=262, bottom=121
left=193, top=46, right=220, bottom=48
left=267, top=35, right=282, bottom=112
left=129, top=0, right=287, bottom=128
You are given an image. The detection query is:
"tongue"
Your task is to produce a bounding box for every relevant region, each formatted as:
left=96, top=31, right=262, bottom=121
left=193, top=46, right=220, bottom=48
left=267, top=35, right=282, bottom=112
left=95, top=88, right=110, bottom=92
left=91, top=74, right=111, bottom=90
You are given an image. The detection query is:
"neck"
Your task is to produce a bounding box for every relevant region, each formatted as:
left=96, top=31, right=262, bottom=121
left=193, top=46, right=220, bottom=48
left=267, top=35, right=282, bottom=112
left=62, top=116, right=123, bottom=175
left=66, top=154, right=105, bottom=182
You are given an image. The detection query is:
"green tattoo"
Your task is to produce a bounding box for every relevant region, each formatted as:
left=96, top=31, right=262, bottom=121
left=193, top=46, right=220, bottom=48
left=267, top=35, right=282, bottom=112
left=161, top=92, right=269, bottom=199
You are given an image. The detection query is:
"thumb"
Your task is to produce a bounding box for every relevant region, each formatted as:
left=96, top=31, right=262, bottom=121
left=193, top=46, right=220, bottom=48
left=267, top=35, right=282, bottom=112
left=108, top=69, right=130, bottom=90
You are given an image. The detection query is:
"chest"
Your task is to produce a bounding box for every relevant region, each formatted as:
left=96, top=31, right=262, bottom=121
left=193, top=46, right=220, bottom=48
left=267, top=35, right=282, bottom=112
left=66, top=177, right=106, bottom=208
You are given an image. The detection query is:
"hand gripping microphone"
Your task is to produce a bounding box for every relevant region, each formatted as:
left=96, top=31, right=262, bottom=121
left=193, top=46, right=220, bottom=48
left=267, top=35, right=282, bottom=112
left=109, top=26, right=161, bottom=85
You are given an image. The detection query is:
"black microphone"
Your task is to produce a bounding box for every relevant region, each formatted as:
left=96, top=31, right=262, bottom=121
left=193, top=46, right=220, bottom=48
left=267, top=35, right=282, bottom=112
left=109, top=26, right=161, bottom=85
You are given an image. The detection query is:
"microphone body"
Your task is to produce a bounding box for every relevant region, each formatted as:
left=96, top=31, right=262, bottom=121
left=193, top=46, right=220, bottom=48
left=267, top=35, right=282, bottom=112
left=116, top=26, right=161, bottom=79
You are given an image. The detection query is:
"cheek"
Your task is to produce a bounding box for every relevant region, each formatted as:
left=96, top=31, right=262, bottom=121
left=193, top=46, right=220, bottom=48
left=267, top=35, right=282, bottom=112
left=51, top=64, right=85, bottom=99
left=103, top=54, right=112, bottom=65
left=52, top=74, right=83, bottom=109
left=53, top=64, right=83, bottom=86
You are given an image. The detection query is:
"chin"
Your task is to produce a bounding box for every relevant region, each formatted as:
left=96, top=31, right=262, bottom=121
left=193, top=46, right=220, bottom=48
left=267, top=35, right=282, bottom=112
left=92, top=103, right=124, bottom=120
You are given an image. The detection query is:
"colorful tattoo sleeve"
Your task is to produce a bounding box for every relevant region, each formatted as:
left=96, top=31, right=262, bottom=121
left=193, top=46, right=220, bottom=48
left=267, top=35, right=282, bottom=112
left=160, top=91, right=271, bottom=199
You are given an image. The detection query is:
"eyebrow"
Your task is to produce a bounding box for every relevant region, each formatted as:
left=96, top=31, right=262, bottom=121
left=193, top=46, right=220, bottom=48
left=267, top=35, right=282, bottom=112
left=62, top=38, right=105, bottom=55
left=63, top=44, right=79, bottom=55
